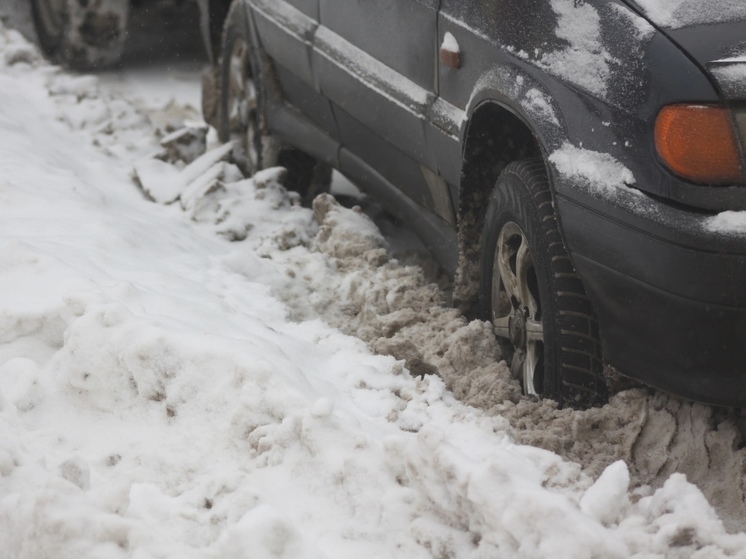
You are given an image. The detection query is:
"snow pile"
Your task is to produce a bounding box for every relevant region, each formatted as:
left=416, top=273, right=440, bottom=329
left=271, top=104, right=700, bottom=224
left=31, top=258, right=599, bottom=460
left=634, top=0, right=746, bottom=29
left=3, top=11, right=746, bottom=558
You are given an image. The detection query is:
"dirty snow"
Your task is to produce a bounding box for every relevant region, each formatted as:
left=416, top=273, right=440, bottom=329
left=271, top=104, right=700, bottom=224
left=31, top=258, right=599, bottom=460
left=3, top=5, right=746, bottom=558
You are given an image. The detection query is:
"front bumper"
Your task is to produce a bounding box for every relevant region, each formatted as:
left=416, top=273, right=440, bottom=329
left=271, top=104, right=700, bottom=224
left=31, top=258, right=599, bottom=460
left=556, top=184, right=746, bottom=407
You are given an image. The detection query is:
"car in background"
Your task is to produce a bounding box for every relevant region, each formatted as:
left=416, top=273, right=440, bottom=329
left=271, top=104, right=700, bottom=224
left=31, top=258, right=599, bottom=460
left=207, top=0, right=746, bottom=409
left=31, top=0, right=231, bottom=69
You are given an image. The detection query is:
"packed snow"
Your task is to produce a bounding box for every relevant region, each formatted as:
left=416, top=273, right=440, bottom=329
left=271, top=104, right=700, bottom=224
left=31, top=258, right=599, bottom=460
left=2, top=5, right=746, bottom=558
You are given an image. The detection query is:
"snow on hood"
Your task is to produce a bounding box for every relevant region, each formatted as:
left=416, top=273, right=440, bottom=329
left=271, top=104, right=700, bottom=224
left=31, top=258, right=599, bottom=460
left=631, top=0, right=746, bottom=29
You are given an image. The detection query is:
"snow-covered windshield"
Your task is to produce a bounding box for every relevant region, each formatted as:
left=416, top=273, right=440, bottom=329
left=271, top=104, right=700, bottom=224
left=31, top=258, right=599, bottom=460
left=632, top=0, right=746, bottom=29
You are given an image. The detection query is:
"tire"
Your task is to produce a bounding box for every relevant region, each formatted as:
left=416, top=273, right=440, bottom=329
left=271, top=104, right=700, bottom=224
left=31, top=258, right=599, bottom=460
left=479, top=159, right=608, bottom=408
left=31, top=0, right=129, bottom=70
left=218, top=0, right=330, bottom=204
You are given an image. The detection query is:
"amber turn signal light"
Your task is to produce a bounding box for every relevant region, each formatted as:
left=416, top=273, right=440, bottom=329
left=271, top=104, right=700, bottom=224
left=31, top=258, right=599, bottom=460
left=654, top=104, right=744, bottom=184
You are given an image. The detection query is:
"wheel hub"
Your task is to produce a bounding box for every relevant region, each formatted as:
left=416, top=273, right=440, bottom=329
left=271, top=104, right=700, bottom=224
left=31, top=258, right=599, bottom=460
left=509, top=308, right=527, bottom=348
left=490, top=221, right=545, bottom=397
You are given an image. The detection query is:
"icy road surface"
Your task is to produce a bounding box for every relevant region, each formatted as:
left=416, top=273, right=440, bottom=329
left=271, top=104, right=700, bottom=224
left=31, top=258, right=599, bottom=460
left=1, top=5, right=746, bottom=558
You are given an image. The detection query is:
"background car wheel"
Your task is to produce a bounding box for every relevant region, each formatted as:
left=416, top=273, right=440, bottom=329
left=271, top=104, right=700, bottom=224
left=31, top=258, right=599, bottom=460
left=218, top=1, right=330, bottom=204
left=480, top=159, right=608, bottom=408
left=31, top=0, right=129, bottom=70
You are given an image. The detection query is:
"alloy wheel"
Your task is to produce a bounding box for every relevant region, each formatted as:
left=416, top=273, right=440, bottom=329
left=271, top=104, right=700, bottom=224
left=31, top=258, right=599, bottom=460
left=491, top=221, right=545, bottom=395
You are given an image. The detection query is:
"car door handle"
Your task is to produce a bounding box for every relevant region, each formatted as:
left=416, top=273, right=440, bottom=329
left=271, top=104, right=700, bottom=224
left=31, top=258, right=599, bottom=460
left=440, top=32, right=460, bottom=69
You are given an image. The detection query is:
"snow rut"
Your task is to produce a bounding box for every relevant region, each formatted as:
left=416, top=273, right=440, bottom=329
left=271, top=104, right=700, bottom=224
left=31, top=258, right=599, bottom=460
left=309, top=196, right=746, bottom=533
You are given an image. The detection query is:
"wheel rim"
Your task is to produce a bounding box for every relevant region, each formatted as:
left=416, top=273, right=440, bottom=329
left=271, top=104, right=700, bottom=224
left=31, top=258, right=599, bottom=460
left=36, top=0, right=68, bottom=37
left=227, top=38, right=260, bottom=174
left=491, top=222, right=545, bottom=395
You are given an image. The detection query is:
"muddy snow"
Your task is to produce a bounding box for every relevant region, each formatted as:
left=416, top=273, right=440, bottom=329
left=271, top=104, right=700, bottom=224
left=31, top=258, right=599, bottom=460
left=1, top=4, right=746, bottom=558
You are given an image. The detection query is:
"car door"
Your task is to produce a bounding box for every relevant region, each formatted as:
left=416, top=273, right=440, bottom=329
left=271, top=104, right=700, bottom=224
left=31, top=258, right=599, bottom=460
left=314, top=0, right=447, bottom=214
left=248, top=0, right=339, bottom=141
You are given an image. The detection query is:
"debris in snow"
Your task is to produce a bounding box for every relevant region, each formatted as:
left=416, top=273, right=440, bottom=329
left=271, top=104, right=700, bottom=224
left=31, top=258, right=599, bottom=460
left=133, top=139, right=236, bottom=204
left=158, top=125, right=209, bottom=165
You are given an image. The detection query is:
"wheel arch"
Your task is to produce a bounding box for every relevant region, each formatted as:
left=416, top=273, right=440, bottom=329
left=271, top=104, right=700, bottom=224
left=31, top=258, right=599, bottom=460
left=453, top=93, right=554, bottom=314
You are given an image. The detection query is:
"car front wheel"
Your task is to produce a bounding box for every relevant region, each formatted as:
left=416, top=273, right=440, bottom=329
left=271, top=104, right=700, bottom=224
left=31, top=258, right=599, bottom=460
left=480, top=159, right=608, bottom=408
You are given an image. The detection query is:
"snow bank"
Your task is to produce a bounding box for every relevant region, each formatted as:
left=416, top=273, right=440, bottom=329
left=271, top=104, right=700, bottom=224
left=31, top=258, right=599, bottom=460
left=2, top=13, right=746, bottom=559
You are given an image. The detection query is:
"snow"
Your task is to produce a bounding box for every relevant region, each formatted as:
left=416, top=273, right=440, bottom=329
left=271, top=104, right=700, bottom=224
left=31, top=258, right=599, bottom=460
left=704, top=211, right=746, bottom=236
left=3, top=6, right=746, bottom=558
left=708, top=58, right=746, bottom=99
left=539, top=0, right=615, bottom=97
left=609, top=4, right=656, bottom=41
left=441, top=31, right=460, bottom=54
left=633, top=0, right=746, bottom=29
left=549, top=142, right=639, bottom=196
left=521, top=89, right=560, bottom=127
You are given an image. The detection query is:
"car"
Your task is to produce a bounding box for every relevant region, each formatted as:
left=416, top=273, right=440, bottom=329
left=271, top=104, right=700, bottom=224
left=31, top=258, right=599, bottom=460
left=31, top=0, right=232, bottom=69
left=203, top=0, right=746, bottom=409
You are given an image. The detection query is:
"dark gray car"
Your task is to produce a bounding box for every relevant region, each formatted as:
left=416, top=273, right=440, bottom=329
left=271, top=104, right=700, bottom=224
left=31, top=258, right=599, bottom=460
left=210, top=0, right=746, bottom=409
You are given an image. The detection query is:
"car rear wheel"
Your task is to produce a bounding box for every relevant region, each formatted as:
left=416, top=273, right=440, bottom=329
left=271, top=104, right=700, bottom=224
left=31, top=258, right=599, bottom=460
left=480, top=159, right=608, bottom=408
left=218, top=1, right=330, bottom=204
left=31, top=0, right=129, bottom=70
